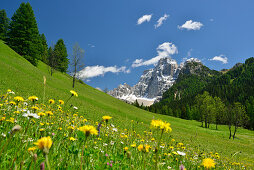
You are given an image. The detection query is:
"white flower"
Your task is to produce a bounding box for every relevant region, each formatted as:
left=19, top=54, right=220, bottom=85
left=110, top=124, right=115, bottom=128
left=103, top=143, right=108, bottom=146
left=1, top=133, right=6, bottom=137
left=23, top=102, right=28, bottom=106
left=110, top=141, right=115, bottom=145
left=160, top=145, right=165, bottom=148
left=22, top=110, right=40, bottom=119
left=177, top=151, right=186, bottom=156
left=7, top=91, right=15, bottom=94
left=112, top=128, right=118, bottom=132
left=73, top=106, right=78, bottom=110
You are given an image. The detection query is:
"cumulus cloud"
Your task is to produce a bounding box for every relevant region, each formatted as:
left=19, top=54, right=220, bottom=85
left=137, top=14, right=152, bottom=25
left=77, top=65, right=130, bottom=79
left=155, top=14, right=169, bottom=28
left=209, top=55, right=228, bottom=64
left=132, top=42, right=178, bottom=67
left=178, top=20, right=203, bottom=30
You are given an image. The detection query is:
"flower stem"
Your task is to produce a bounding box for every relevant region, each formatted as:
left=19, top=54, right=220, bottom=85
left=45, top=154, right=51, bottom=170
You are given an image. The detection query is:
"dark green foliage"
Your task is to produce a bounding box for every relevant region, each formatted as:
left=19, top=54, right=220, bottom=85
left=0, top=9, right=9, bottom=41
left=147, top=58, right=254, bottom=130
left=53, top=39, right=69, bottom=73
left=7, top=2, right=42, bottom=66
left=40, top=34, right=48, bottom=64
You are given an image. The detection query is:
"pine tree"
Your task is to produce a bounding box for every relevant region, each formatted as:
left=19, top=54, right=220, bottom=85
left=54, top=39, right=69, bottom=72
left=7, top=2, right=42, bottom=66
left=0, top=9, right=9, bottom=41
left=40, top=34, right=48, bottom=63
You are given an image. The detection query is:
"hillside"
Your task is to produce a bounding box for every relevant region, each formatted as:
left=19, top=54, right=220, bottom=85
left=0, top=40, right=254, bottom=167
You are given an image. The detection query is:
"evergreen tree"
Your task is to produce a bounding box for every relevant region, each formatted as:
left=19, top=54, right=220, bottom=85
left=48, top=46, right=57, bottom=76
left=7, top=2, right=42, bottom=66
left=40, top=34, right=48, bottom=63
left=0, top=9, right=9, bottom=41
left=54, top=39, right=69, bottom=72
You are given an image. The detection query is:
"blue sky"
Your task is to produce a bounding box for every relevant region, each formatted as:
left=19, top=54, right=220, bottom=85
left=1, top=0, right=254, bottom=90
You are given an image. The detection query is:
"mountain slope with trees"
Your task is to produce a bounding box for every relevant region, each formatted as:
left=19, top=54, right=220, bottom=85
left=148, top=58, right=254, bottom=131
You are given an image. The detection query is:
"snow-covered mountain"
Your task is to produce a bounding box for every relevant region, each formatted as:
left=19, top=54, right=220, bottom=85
left=108, top=57, right=181, bottom=106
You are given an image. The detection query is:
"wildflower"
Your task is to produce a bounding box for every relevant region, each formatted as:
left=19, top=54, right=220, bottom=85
left=9, top=101, right=16, bottom=105
left=28, top=147, right=37, bottom=152
left=79, top=125, right=98, bottom=137
left=202, top=158, right=216, bottom=169
left=31, top=106, right=39, bottom=110
left=28, top=96, right=38, bottom=102
left=102, top=116, right=112, bottom=122
left=73, top=106, right=78, bottom=110
left=59, top=100, right=64, bottom=105
left=0, top=104, right=3, bottom=107
left=124, top=147, right=129, bottom=151
left=171, top=139, right=175, bottom=142
left=49, top=99, right=55, bottom=104
left=70, top=90, right=78, bottom=97
left=39, top=128, right=45, bottom=132
left=69, top=137, right=76, bottom=141
left=7, top=89, right=15, bottom=94
left=34, top=136, right=52, bottom=154
left=138, top=144, right=144, bottom=151
left=151, top=137, right=155, bottom=141
left=151, top=119, right=172, bottom=132
left=177, top=151, right=186, bottom=156
left=131, top=143, right=136, bottom=148
left=45, top=111, right=53, bottom=116
left=23, top=110, right=40, bottom=119
left=11, top=125, right=22, bottom=134
left=38, top=112, right=46, bottom=116
left=14, top=96, right=24, bottom=102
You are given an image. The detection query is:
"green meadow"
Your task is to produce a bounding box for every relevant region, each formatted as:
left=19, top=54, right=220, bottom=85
left=0, top=40, right=253, bottom=169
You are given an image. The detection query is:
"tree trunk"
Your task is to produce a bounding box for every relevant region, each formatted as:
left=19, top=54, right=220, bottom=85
left=72, top=73, right=76, bottom=88
left=233, top=125, right=237, bottom=140
left=205, top=117, right=207, bottom=128
left=228, top=125, right=231, bottom=139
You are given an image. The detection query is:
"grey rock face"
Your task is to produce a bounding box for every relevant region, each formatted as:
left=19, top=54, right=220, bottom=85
left=108, top=57, right=179, bottom=101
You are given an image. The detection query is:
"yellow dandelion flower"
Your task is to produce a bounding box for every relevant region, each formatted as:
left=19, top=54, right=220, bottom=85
left=151, top=138, right=155, bottom=141
left=138, top=144, right=144, bottom=151
left=14, top=96, right=24, bottom=102
left=70, top=90, right=78, bottom=97
left=171, top=138, right=175, bottom=142
left=69, top=137, right=76, bottom=141
left=45, top=111, right=53, bottom=116
left=40, top=122, right=44, bottom=126
left=131, top=143, right=136, bottom=148
left=124, top=147, right=129, bottom=151
left=34, top=136, right=52, bottom=154
left=39, top=128, right=45, bottom=132
left=0, top=104, right=3, bottom=107
left=9, top=101, right=16, bottom=105
left=38, top=112, right=46, bottom=116
left=31, top=106, right=39, bottom=110
left=102, top=116, right=112, bottom=122
left=28, top=96, right=38, bottom=102
left=79, top=125, right=98, bottom=137
left=59, top=100, right=64, bottom=105
left=28, top=147, right=37, bottom=152
left=202, top=158, right=216, bottom=169
left=49, top=99, right=55, bottom=104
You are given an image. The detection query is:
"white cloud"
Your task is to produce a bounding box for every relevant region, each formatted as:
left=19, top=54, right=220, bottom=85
left=77, top=65, right=130, bottom=79
left=155, top=14, right=169, bottom=28
left=95, top=87, right=102, bottom=91
left=137, top=14, right=152, bottom=25
left=209, top=55, right=228, bottom=64
left=178, top=20, right=203, bottom=30
left=132, top=42, right=178, bottom=67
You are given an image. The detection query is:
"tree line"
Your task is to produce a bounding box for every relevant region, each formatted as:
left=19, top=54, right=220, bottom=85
left=0, top=3, right=85, bottom=88
left=0, top=3, right=68, bottom=71
left=135, top=57, right=254, bottom=138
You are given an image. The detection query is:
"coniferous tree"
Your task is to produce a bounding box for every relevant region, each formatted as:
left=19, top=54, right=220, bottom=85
left=54, top=39, right=69, bottom=72
left=40, top=34, right=48, bottom=64
left=7, top=2, right=42, bottom=66
left=0, top=9, right=9, bottom=41
left=48, top=46, right=57, bottom=76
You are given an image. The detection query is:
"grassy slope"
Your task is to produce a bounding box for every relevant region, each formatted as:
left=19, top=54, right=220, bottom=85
left=0, top=40, right=253, bottom=166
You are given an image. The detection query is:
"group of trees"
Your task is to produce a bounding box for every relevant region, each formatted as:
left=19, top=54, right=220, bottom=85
left=136, top=57, right=254, bottom=138
left=0, top=3, right=85, bottom=88
left=0, top=3, right=69, bottom=72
